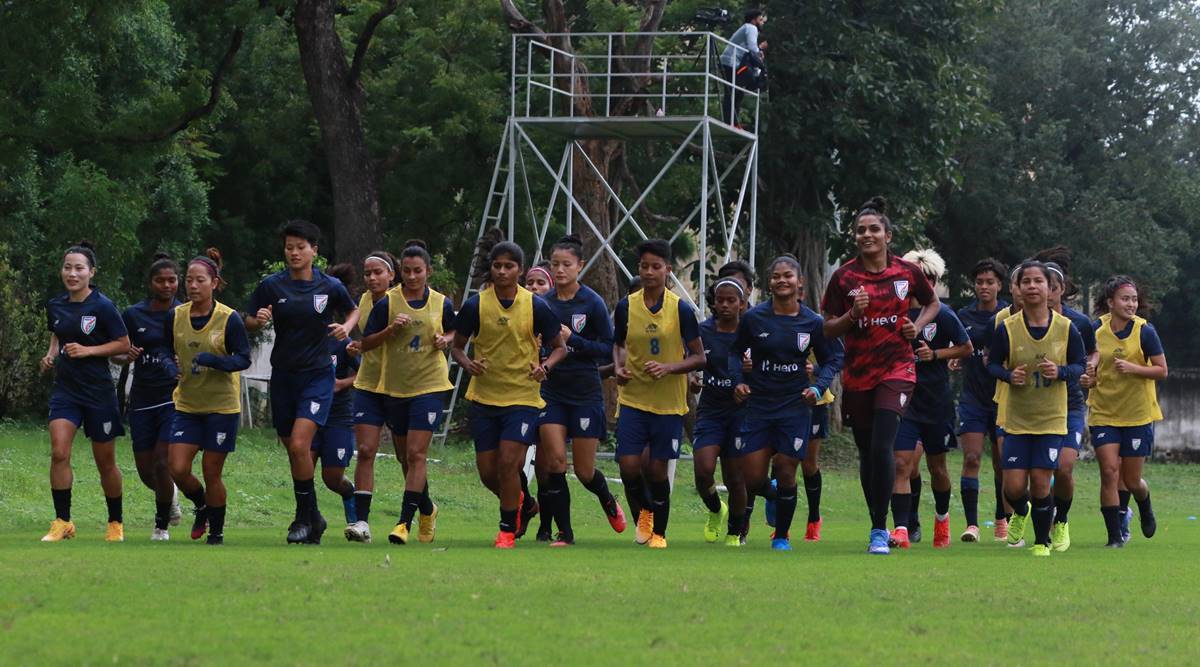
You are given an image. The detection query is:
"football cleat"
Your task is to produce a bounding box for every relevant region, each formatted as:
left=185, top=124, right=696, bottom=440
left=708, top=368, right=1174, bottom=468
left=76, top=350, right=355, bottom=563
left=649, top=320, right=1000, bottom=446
left=41, top=519, right=76, bottom=542
left=418, top=503, right=439, bottom=543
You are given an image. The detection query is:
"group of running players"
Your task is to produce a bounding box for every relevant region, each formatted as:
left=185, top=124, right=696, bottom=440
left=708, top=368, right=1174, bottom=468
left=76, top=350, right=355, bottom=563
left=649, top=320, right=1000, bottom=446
left=38, top=198, right=1167, bottom=556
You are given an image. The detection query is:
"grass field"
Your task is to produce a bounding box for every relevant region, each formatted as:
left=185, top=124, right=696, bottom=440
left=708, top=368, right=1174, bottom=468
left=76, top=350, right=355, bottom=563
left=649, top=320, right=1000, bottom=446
left=1, top=421, right=1198, bottom=666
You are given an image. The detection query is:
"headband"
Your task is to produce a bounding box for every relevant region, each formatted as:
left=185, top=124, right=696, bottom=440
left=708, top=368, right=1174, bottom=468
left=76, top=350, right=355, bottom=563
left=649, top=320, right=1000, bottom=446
left=712, top=278, right=746, bottom=298
left=189, top=256, right=221, bottom=278
left=1045, top=264, right=1064, bottom=282
left=365, top=254, right=394, bottom=273
left=526, top=266, right=551, bottom=283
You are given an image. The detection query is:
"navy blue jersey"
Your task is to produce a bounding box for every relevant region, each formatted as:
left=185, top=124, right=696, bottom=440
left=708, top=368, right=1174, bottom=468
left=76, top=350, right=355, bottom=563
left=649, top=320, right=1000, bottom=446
left=454, top=292, right=562, bottom=342
left=363, top=289, right=457, bottom=336
left=328, top=338, right=360, bottom=427
left=907, top=304, right=970, bottom=424
left=957, top=299, right=1008, bottom=407
left=164, top=308, right=253, bottom=373
left=122, top=299, right=181, bottom=408
left=1094, top=318, right=1164, bottom=355
left=731, top=302, right=843, bottom=417
left=541, top=285, right=613, bottom=406
left=697, top=318, right=742, bottom=420
left=47, top=290, right=128, bottom=408
left=613, top=295, right=701, bottom=345
left=246, top=269, right=356, bottom=373
left=1061, top=306, right=1096, bottom=411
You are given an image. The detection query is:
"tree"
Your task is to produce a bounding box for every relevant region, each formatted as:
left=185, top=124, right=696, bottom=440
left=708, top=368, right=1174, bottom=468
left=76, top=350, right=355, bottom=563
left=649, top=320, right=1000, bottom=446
left=292, top=0, right=393, bottom=264
left=935, top=0, right=1200, bottom=314
left=757, top=1, right=994, bottom=304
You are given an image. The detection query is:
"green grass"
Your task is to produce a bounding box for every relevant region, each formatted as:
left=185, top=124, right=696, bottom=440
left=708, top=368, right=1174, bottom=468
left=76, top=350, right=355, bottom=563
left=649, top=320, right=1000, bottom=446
left=1, top=421, right=1199, bottom=665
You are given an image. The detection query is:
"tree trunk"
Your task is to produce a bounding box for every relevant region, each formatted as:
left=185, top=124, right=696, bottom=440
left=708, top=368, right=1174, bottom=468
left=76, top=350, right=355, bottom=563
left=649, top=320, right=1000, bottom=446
left=293, top=0, right=382, bottom=264
left=574, top=139, right=622, bottom=303
left=790, top=221, right=831, bottom=310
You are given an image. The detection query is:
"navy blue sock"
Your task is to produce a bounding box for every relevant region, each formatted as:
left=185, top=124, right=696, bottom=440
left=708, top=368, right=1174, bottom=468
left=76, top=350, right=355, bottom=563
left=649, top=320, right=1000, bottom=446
left=775, top=486, right=798, bottom=539
left=891, top=493, right=911, bottom=530
left=354, top=491, right=372, bottom=522
left=52, top=488, right=72, bottom=522
left=1031, top=495, right=1053, bottom=546
left=1118, top=489, right=1131, bottom=513
left=934, top=488, right=951, bottom=517
left=910, top=475, right=923, bottom=527
left=960, top=476, right=980, bottom=527
left=803, top=472, right=822, bottom=523
left=106, top=495, right=122, bottom=524
left=649, top=479, right=671, bottom=537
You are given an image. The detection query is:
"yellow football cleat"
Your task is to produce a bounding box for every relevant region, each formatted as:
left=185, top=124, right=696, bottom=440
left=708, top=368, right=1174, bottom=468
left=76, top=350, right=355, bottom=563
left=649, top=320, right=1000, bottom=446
left=724, top=534, right=742, bottom=547
left=105, top=521, right=124, bottom=542
left=388, top=522, right=409, bottom=545
left=418, top=503, right=438, bottom=544
left=41, top=519, right=76, bottom=542
left=647, top=534, right=667, bottom=549
left=635, top=509, right=654, bottom=545
left=1030, top=543, right=1051, bottom=557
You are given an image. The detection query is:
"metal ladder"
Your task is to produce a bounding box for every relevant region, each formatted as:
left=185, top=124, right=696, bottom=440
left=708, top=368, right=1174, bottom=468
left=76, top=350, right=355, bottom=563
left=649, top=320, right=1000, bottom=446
left=434, top=120, right=512, bottom=442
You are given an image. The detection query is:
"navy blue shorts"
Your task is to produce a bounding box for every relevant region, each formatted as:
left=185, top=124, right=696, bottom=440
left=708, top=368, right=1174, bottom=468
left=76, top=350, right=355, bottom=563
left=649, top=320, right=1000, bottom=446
left=615, top=406, right=684, bottom=460
left=270, top=367, right=335, bottom=437
left=352, top=389, right=392, bottom=428
left=390, top=392, right=447, bottom=434
left=692, top=412, right=744, bottom=457
left=312, top=424, right=354, bottom=467
left=539, top=400, right=607, bottom=440
left=739, top=412, right=812, bottom=460
left=128, top=402, right=174, bottom=453
left=1001, top=433, right=1062, bottom=470
left=1091, top=424, right=1154, bottom=458
left=810, top=404, right=830, bottom=440
left=896, top=419, right=958, bottom=456
left=170, top=412, right=239, bottom=453
left=1062, top=409, right=1086, bottom=452
left=49, top=392, right=125, bottom=442
left=957, top=399, right=998, bottom=440
left=469, top=403, right=538, bottom=452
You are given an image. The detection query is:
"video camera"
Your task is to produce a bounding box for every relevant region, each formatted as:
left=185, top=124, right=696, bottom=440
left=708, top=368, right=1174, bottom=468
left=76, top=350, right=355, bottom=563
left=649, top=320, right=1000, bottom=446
left=694, top=8, right=731, bottom=29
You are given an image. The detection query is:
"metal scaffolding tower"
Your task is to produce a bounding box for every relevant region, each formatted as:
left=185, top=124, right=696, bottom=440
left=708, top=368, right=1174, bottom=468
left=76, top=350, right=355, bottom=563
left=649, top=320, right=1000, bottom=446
left=437, top=30, right=761, bottom=440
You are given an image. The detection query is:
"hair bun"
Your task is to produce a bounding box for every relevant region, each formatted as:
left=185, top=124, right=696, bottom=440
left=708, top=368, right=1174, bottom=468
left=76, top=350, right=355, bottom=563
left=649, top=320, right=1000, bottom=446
left=860, top=196, right=888, bottom=215
left=151, top=251, right=172, bottom=262
left=77, top=239, right=96, bottom=251
left=558, top=234, right=582, bottom=246
left=404, top=238, right=429, bottom=251
left=204, top=247, right=224, bottom=269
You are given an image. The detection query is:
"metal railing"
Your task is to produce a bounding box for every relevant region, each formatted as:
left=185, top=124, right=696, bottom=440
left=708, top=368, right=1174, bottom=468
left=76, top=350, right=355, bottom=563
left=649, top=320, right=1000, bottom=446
left=511, top=31, right=762, bottom=131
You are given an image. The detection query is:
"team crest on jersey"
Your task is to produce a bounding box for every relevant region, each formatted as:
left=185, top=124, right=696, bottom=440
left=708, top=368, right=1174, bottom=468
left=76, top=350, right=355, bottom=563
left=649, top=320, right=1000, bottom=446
left=310, top=401, right=321, bottom=415
left=80, top=316, right=97, bottom=335
left=893, top=280, right=910, bottom=300
left=580, top=417, right=591, bottom=431
left=313, top=294, right=329, bottom=313
left=1049, top=448, right=1058, bottom=462
left=572, top=314, right=587, bottom=333
left=216, top=432, right=226, bottom=445
left=797, top=333, right=811, bottom=351
left=923, top=323, right=937, bottom=341
left=427, top=412, right=437, bottom=425
left=1131, top=438, right=1142, bottom=450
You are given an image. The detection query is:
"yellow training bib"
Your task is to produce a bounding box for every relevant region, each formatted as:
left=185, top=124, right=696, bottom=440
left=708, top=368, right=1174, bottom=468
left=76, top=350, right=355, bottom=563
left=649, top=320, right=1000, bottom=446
left=618, top=289, right=689, bottom=416
left=353, top=291, right=386, bottom=393
left=1088, top=314, right=1163, bottom=427
left=377, top=287, right=455, bottom=399
left=992, top=305, right=1014, bottom=428
left=808, top=351, right=835, bottom=406
left=1002, top=310, right=1069, bottom=435
left=172, top=301, right=241, bottom=415
left=465, top=287, right=544, bottom=408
